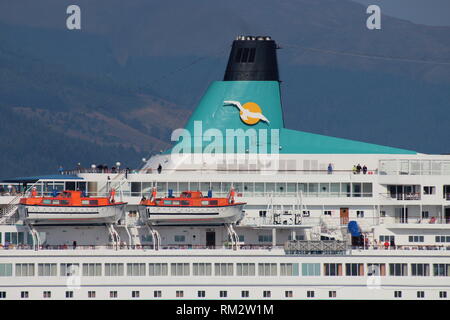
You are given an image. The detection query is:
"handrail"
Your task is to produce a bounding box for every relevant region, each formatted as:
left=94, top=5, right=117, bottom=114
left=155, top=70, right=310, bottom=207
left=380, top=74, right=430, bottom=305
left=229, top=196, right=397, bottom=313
left=62, top=168, right=378, bottom=175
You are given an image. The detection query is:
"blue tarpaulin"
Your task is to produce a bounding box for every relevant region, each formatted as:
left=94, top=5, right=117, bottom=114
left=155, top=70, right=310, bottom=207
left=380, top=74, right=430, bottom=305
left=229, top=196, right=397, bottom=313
left=348, top=221, right=361, bottom=237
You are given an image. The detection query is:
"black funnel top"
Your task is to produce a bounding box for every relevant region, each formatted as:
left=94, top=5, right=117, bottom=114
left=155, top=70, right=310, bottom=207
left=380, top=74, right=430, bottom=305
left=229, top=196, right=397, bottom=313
left=223, top=35, right=279, bottom=81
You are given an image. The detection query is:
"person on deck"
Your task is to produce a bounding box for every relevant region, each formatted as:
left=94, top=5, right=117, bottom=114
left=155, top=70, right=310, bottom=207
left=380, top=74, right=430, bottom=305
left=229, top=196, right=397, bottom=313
left=327, top=163, right=333, bottom=174
left=157, top=164, right=162, bottom=174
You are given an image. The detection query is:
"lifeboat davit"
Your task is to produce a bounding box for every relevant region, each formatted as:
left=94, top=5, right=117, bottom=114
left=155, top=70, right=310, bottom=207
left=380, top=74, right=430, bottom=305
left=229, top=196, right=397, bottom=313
left=138, top=189, right=245, bottom=225
left=18, top=189, right=126, bottom=225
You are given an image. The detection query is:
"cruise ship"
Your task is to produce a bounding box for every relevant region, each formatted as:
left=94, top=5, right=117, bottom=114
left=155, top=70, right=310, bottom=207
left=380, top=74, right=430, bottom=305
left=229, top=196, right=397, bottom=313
left=0, top=35, right=449, bottom=301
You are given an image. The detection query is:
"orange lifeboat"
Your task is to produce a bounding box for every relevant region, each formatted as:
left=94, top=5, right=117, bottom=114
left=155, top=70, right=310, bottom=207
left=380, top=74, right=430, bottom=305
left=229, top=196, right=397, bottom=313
left=18, top=190, right=126, bottom=225
left=139, top=189, right=245, bottom=225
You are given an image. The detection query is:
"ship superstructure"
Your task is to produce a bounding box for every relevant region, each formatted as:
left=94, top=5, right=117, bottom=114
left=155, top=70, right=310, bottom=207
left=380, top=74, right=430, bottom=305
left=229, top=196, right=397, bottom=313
left=0, top=36, right=449, bottom=300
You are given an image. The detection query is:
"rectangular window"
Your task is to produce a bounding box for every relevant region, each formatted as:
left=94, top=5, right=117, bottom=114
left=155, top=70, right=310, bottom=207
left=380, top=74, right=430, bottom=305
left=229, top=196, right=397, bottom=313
left=66, top=291, right=73, bottom=298
left=379, top=235, right=395, bottom=243
left=237, top=263, right=256, bottom=276
left=417, top=291, right=425, bottom=298
left=389, top=264, right=408, bottom=276
left=409, top=235, right=424, bottom=243
left=149, top=263, right=168, bottom=276
left=132, top=291, right=140, bottom=298
left=345, top=263, right=364, bottom=276
left=43, top=291, right=51, bottom=298
left=423, top=186, right=435, bottom=195
left=154, top=291, right=162, bottom=298
left=258, top=263, right=277, bottom=276
left=15, top=263, right=35, bottom=277
left=174, top=235, right=185, bottom=242
left=110, top=291, right=118, bottom=298
left=367, top=263, right=386, bottom=276
left=394, top=291, right=402, bottom=298
left=105, top=263, right=124, bottom=276
left=176, top=291, right=184, bottom=298
left=82, top=263, right=102, bottom=277
left=307, top=291, right=314, bottom=298
left=329, top=291, right=337, bottom=298
left=263, top=291, right=271, bottom=298
left=198, top=291, right=206, bottom=298
left=356, top=210, right=364, bottom=218
left=285, top=291, right=293, bottom=298
left=88, top=291, right=96, bottom=298
left=0, top=292, right=5, bottom=299
left=302, top=263, right=321, bottom=276
left=433, top=264, right=450, bottom=276
left=60, top=263, right=80, bottom=276
left=324, top=263, right=342, bottom=276
left=241, top=291, right=249, bottom=298
left=0, top=263, right=13, bottom=277
left=324, top=210, right=332, bottom=216
left=38, top=263, right=57, bottom=276
left=219, top=291, right=228, bottom=298
left=362, top=183, right=373, bottom=197
left=126, top=263, right=146, bottom=276
left=214, top=263, right=233, bottom=276
left=21, top=291, right=29, bottom=299
left=258, top=235, right=273, bottom=243
left=411, top=264, right=430, bottom=276
left=193, top=263, right=212, bottom=276
left=171, top=263, right=190, bottom=276
left=280, top=263, right=299, bottom=276
left=440, top=291, right=447, bottom=298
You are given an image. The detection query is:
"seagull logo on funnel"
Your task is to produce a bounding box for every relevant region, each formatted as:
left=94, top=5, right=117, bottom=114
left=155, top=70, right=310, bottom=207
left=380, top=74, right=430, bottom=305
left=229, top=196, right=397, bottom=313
left=223, top=101, right=270, bottom=125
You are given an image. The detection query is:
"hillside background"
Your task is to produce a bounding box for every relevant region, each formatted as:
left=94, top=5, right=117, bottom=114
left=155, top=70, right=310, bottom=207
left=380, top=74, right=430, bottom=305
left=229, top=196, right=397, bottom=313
left=0, top=0, right=449, bottom=178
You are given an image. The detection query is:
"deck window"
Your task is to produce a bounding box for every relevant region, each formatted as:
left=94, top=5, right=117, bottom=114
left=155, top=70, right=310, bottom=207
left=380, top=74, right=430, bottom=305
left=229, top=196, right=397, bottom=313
left=149, top=263, right=168, bottom=276
left=89, top=200, right=98, bottom=205
left=82, top=263, right=102, bottom=277
left=345, top=263, right=364, bottom=276
left=324, top=263, right=342, bottom=276
left=433, top=264, right=450, bottom=276
left=105, top=263, right=124, bottom=276
left=258, top=263, right=277, bottom=276
left=38, top=263, right=57, bottom=276
left=171, top=263, right=190, bottom=276
left=411, top=264, right=430, bottom=276
left=0, top=264, right=12, bottom=277
left=236, top=263, right=255, bottom=276
left=389, top=264, right=408, bottom=276
left=367, top=264, right=386, bottom=276
left=127, top=263, right=146, bottom=276
left=280, top=263, right=299, bottom=276
left=302, top=263, right=320, bottom=276
left=193, top=263, right=212, bottom=276
left=215, top=263, right=233, bottom=276
left=15, top=263, right=34, bottom=276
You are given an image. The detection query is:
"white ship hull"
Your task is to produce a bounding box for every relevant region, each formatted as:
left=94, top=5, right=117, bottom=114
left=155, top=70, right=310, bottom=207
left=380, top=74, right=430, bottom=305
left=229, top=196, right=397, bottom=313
left=18, top=203, right=125, bottom=225
left=139, top=204, right=245, bottom=225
